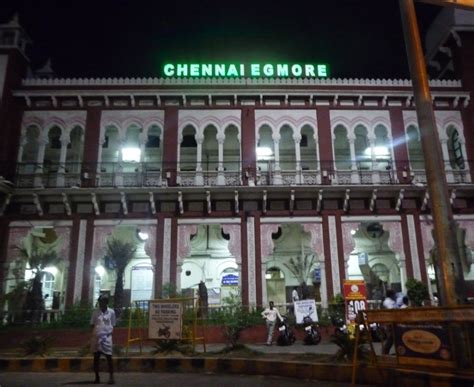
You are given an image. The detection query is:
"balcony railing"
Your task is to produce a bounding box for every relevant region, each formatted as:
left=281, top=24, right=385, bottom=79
left=12, top=159, right=472, bottom=189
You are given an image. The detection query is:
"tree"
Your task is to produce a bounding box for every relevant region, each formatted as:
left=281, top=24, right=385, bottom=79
left=19, top=239, right=61, bottom=323
left=283, top=254, right=316, bottom=299
left=405, top=278, right=429, bottom=307
left=104, top=238, right=137, bottom=317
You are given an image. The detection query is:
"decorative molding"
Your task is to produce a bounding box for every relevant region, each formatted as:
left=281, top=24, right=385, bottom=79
left=328, top=216, right=341, bottom=295
left=73, top=219, right=87, bottom=303
left=22, top=77, right=463, bottom=88
left=22, top=110, right=87, bottom=134
left=176, top=224, right=198, bottom=264
left=222, top=224, right=242, bottom=265
left=162, top=218, right=172, bottom=286
left=260, top=223, right=280, bottom=262
left=255, top=109, right=318, bottom=135
left=406, top=215, right=422, bottom=280
left=303, top=223, right=324, bottom=259
left=247, top=217, right=256, bottom=306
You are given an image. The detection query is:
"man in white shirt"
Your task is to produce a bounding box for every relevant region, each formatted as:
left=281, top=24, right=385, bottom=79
left=90, top=295, right=116, bottom=384
left=382, top=289, right=397, bottom=355
left=261, top=301, right=283, bottom=345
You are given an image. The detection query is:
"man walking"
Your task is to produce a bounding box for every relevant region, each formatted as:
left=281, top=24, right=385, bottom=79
left=261, top=301, right=283, bottom=346
left=91, top=295, right=116, bottom=384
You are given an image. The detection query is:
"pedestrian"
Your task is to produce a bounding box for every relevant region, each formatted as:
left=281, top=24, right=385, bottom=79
left=261, top=301, right=283, bottom=346
left=400, top=296, right=409, bottom=309
left=90, top=295, right=116, bottom=384
left=290, top=287, right=299, bottom=315
left=381, top=289, right=397, bottom=355
left=292, top=287, right=299, bottom=302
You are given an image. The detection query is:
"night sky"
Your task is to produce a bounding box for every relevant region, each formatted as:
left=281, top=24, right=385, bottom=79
left=0, top=0, right=440, bottom=79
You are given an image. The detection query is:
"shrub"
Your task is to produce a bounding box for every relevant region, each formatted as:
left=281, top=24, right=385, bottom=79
left=21, top=335, right=54, bottom=356
left=406, top=278, right=429, bottom=307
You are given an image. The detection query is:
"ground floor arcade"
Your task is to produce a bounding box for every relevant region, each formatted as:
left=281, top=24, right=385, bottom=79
left=1, top=212, right=474, bottom=314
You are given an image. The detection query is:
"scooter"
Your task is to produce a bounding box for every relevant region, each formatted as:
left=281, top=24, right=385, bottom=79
left=276, top=316, right=296, bottom=346
left=303, top=315, right=322, bottom=345
left=331, top=316, right=348, bottom=338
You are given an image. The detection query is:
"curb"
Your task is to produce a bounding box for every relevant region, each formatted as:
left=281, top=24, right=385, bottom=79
left=1, top=357, right=474, bottom=386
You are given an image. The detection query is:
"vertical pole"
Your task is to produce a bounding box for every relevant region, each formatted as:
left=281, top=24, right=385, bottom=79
left=399, top=0, right=465, bottom=306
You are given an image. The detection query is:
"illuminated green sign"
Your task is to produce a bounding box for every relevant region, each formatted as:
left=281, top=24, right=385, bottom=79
left=163, top=63, right=328, bottom=78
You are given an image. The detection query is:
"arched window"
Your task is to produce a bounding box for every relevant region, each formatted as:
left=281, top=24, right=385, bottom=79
left=448, top=128, right=465, bottom=170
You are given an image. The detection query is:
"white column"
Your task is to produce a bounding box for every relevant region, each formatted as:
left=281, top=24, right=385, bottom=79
left=162, top=218, right=172, bottom=286
left=348, top=135, right=360, bottom=184
left=195, top=134, right=204, bottom=185
left=328, top=216, right=341, bottom=295
left=34, top=135, right=48, bottom=187
left=17, top=137, right=26, bottom=174
left=217, top=135, right=225, bottom=185
left=294, top=134, right=302, bottom=184
left=398, top=256, right=407, bottom=294
left=318, top=257, right=328, bottom=308
left=406, top=214, right=422, bottom=280
left=96, top=135, right=106, bottom=187
left=314, top=134, right=321, bottom=184
left=369, top=135, right=380, bottom=184
left=272, top=133, right=282, bottom=184
left=73, top=220, right=87, bottom=303
left=115, top=139, right=124, bottom=187
left=387, top=135, right=397, bottom=181
left=56, top=133, right=70, bottom=187
left=460, top=139, right=471, bottom=183
left=440, top=138, right=454, bottom=183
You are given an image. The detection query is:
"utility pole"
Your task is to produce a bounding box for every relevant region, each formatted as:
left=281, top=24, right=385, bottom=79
left=399, top=0, right=466, bottom=306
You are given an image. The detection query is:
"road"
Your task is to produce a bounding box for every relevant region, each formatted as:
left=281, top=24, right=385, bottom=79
left=0, top=372, right=355, bottom=387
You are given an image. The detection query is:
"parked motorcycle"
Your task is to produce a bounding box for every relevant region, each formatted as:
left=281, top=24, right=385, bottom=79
left=276, top=316, right=296, bottom=346
left=331, top=316, right=348, bottom=338
left=303, top=315, right=322, bottom=345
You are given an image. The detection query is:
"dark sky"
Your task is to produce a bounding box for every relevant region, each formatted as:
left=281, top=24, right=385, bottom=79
left=0, top=0, right=440, bottom=79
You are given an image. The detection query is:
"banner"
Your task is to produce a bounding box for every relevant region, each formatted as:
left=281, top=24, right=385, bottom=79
left=148, top=301, right=182, bottom=340
left=343, top=280, right=367, bottom=322
left=294, top=299, right=318, bottom=324
left=394, top=323, right=455, bottom=368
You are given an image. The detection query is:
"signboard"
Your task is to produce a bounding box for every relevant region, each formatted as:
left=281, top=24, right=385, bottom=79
left=221, top=274, right=239, bottom=286
left=312, top=268, right=321, bottom=283
left=294, top=299, right=318, bottom=324
left=343, top=280, right=367, bottom=322
left=394, top=323, right=455, bottom=368
left=163, top=63, right=328, bottom=78
left=148, top=301, right=182, bottom=340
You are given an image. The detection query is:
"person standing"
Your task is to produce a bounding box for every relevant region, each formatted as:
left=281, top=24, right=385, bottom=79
left=381, top=289, right=397, bottom=355
left=261, top=301, right=283, bottom=346
left=292, top=287, right=299, bottom=303
left=90, top=295, right=116, bottom=384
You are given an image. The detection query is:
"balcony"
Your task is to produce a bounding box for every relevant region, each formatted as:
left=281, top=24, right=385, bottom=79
left=12, top=159, right=471, bottom=189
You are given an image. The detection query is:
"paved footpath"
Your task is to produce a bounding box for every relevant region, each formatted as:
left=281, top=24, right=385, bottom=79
left=0, top=372, right=354, bottom=387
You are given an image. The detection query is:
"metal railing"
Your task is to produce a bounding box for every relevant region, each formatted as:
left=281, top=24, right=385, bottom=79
left=11, top=159, right=472, bottom=188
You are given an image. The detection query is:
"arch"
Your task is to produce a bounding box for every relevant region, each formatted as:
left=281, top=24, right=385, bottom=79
left=406, top=124, right=424, bottom=170
left=333, top=124, right=350, bottom=170
left=447, top=125, right=465, bottom=170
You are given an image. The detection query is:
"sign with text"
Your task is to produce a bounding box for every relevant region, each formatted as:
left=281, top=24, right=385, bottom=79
left=221, top=274, right=239, bottom=286
left=394, top=323, right=455, bottom=368
left=148, top=301, right=182, bottom=340
left=294, top=299, right=318, bottom=324
left=343, top=280, right=367, bottom=322
left=163, top=63, right=328, bottom=78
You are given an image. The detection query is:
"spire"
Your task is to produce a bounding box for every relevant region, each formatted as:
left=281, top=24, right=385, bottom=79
left=0, top=12, right=31, bottom=57
left=35, top=58, right=54, bottom=79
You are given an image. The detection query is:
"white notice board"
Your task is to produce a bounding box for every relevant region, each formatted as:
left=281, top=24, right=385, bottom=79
left=148, top=301, right=182, bottom=339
